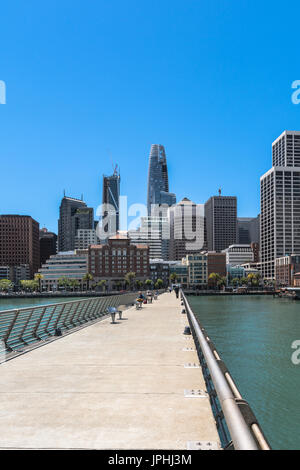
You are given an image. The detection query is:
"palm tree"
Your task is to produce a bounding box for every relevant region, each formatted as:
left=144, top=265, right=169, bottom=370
left=58, top=277, right=70, bottom=291
left=97, top=280, right=107, bottom=292
left=125, top=272, right=136, bottom=291
left=34, top=273, right=44, bottom=293
left=83, top=273, right=93, bottom=291
left=217, top=276, right=227, bottom=290
left=231, top=277, right=240, bottom=287
left=208, top=272, right=221, bottom=290
left=69, top=279, right=80, bottom=292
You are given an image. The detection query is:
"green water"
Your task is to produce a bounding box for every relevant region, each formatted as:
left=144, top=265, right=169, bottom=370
left=0, top=297, right=81, bottom=312
left=187, top=295, right=300, bottom=450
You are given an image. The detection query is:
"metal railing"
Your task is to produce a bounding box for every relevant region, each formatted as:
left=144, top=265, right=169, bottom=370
left=0, top=293, right=138, bottom=358
left=181, top=290, right=271, bottom=451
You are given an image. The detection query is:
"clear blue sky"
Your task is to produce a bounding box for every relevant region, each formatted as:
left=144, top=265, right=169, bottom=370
left=1, top=0, right=300, bottom=233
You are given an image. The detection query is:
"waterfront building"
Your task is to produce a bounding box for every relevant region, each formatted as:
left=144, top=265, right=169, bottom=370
left=237, top=216, right=260, bottom=244
left=241, top=261, right=262, bottom=275
left=39, top=228, right=57, bottom=266
left=58, top=196, right=93, bottom=252
left=207, top=251, right=227, bottom=278
left=260, top=131, right=300, bottom=279
left=88, top=234, right=149, bottom=290
left=38, top=250, right=88, bottom=291
left=101, top=169, right=120, bottom=236
left=204, top=195, right=237, bottom=251
left=275, top=254, right=300, bottom=287
left=227, top=265, right=246, bottom=282
left=75, top=229, right=99, bottom=250
left=0, top=266, right=10, bottom=280
left=149, top=259, right=177, bottom=286
left=169, top=198, right=205, bottom=261
left=222, top=244, right=254, bottom=266
left=147, top=144, right=176, bottom=215
left=182, top=253, right=208, bottom=288
left=169, top=262, right=188, bottom=287
left=0, top=215, right=40, bottom=278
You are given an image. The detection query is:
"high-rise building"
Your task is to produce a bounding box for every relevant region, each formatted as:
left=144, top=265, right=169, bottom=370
left=39, top=228, right=57, bottom=266
left=129, top=216, right=170, bottom=260
left=222, top=244, right=254, bottom=266
left=101, top=169, right=120, bottom=236
left=204, top=195, right=237, bottom=251
left=58, top=196, right=93, bottom=252
left=261, top=131, right=300, bottom=279
left=0, top=215, right=40, bottom=278
left=169, top=198, right=205, bottom=261
left=237, top=216, right=260, bottom=244
left=75, top=229, right=99, bottom=250
left=147, top=144, right=176, bottom=215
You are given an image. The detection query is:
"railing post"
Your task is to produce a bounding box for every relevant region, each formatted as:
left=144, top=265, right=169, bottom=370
left=2, top=310, right=20, bottom=352
left=18, top=308, right=35, bottom=345
left=32, top=307, right=47, bottom=340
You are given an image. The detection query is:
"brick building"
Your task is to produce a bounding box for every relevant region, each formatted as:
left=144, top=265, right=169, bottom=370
left=0, top=215, right=40, bottom=278
left=275, top=254, right=300, bottom=287
left=88, top=234, right=149, bottom=290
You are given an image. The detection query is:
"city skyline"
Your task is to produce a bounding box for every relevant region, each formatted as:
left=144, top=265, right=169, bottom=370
left=2, top=2, right=300, bottom=232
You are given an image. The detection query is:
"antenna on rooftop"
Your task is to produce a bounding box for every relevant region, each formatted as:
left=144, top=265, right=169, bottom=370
left=218, top=188, right=222, bottom=196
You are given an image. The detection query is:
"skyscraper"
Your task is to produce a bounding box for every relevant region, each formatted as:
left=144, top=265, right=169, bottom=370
left=101, top=168, right=120, bottom=236
left=169, top=198, right=205, bottom=261
left=237, top=216, right=260, bottom=244
left=204, top=195, right=237, bottom=251
left=0, top=215, right=40, bottom=278
left=58, top=196, right=93, bottom=252
left=261, top=130, right=300, bottom=279
left=39, top=228, right=57, bottom=266
left=147, top=144, right=176, bottom=215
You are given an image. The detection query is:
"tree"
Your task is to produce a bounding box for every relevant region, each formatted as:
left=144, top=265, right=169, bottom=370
left=58, top=277, right=71, bottom=291
left=145, top=279, right=153, bottom=289
left=217, top=276, right=227, bottom=290
left=125, top=272, right=136, bottom=291
left=97, top=280, right=107, bottom=292
left=240, top=277, right=248, bottom=286
left=169, top=273, right=177, bottom=284
left=208, top=272, right=221, bottom=289
left=135, top=280, right=143, bottom=290
left=34, top=273, right=44, bottom=292
left=155, top=278, right=164, bottom=289
left=0, top=279, right=13, bottom=292
left=20, top=280, right=38, bottom=292
left=69, top=279, right=80, bottom=292
left=83, top=273, right=93, bottom=291
left=231, top=277, right=240, bottom=287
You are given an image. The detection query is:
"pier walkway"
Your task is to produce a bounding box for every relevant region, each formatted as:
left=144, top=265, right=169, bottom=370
left=0, top=292, right=219, bottom=450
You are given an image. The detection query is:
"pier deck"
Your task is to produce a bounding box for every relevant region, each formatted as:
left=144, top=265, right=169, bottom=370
left=0, top=293, right=219, bottom=450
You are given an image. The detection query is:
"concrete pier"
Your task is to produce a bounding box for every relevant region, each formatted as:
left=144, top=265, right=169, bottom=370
left=0, top=293, right=220, bottom=450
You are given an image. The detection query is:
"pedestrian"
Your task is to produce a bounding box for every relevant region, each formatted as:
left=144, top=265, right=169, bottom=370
left=174, top=285, right=179, bottom=299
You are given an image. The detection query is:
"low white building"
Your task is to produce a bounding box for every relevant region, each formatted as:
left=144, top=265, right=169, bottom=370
left=222, top=244, right=254, bottom=266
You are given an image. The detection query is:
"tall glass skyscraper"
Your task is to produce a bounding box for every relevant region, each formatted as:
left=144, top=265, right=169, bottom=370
left=101, top=169, right=120, bottom=236
left=147, top=144, right=176, bottom=215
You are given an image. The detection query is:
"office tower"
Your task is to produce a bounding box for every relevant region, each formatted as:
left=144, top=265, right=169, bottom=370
left=58, top=196, right=93, bottom=252
left=237, top=216, right=260, bottom=244
left=128, top=216, right=170, bottom=260
left=75, top=229, right=99, bottom=250
left=102, top=168, right=120, bottom=236
left=0, top=215, right=40, bottom=278
left=204, top=195, right=237, bottom=251
left=261, top=130, right=300, bottom=279
left=39, top=228, right=57, bottom=266
left=169, top=198, right=205, bottom=261
left=147, top=144, right=176, bottom=215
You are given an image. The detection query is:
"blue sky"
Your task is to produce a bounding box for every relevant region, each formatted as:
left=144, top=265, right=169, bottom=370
left=1, top=0, right=300, bottom=233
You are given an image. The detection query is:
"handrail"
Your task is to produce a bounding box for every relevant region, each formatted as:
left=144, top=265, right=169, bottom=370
left=0, top=292, right=139, bottom=358
left=181, top=290, right=271, bottom=451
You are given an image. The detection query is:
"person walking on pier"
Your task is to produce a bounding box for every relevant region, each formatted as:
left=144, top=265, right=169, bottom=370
left=174, top=285, right=179, bottom=299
